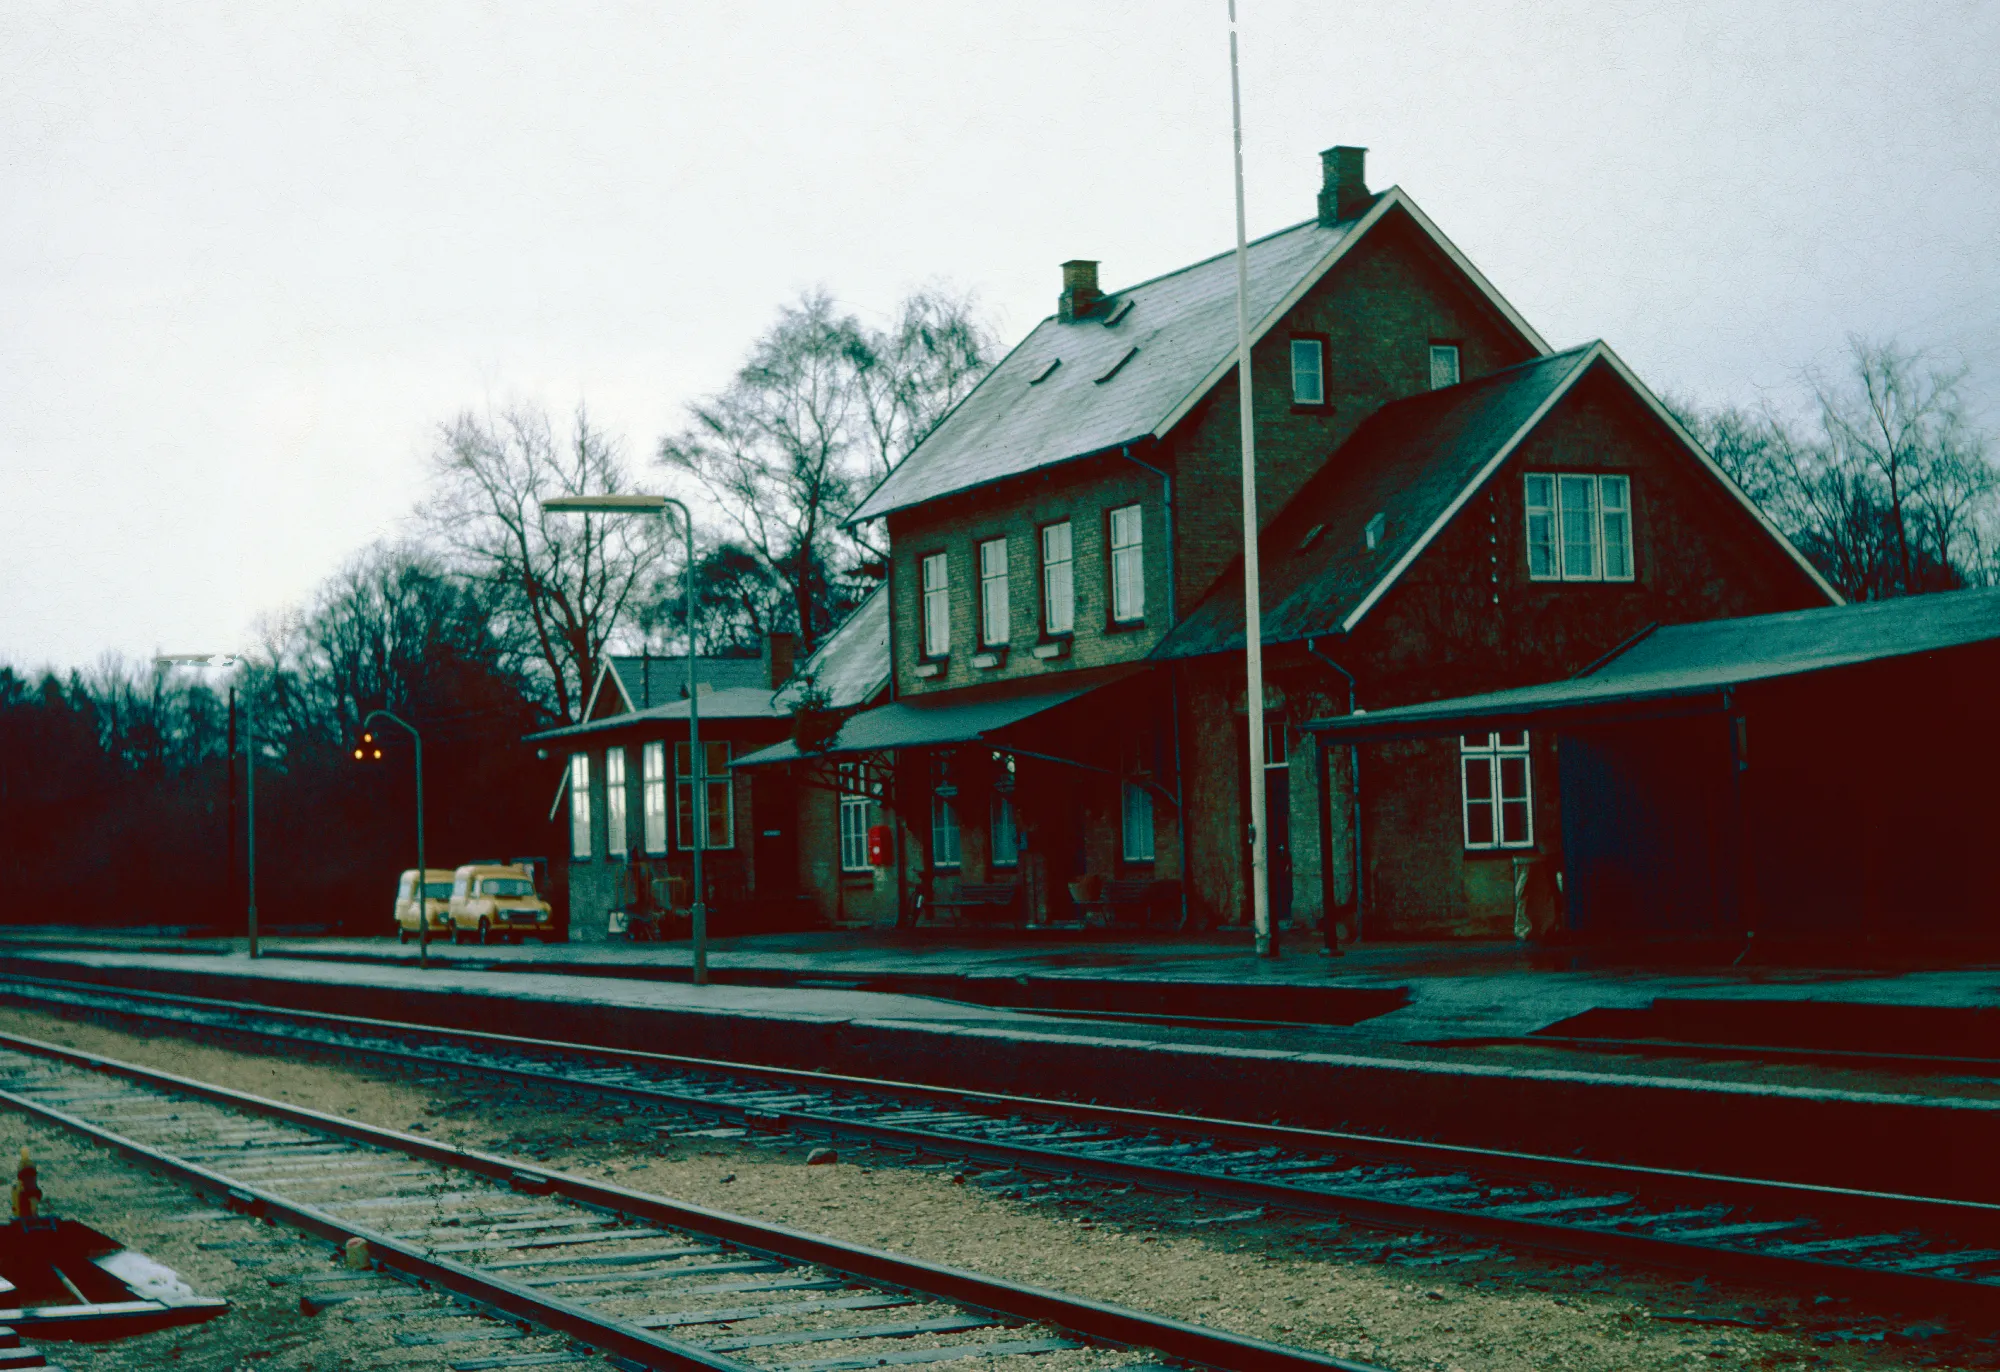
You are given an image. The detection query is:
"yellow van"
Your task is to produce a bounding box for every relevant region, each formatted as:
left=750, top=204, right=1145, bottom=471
left=394, top=869, right=456, bottom=942
left=447, top=864, right=555, bottom=944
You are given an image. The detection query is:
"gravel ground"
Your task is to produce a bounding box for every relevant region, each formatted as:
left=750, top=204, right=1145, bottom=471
left=0, top=1005, right=1993, bottom=1372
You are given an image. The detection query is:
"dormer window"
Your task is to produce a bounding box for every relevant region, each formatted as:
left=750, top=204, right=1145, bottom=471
left=1291, top=338, right=1326, bottom=406
left=1429, top=344, right=1461, bottom=390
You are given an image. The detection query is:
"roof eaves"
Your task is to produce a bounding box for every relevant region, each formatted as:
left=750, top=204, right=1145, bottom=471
left=1589, top=342, right=1844, bottom=608
left=1340, top=342, right=1602, bottom=633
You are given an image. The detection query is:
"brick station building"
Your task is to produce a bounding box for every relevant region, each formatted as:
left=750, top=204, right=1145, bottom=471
left=732, top=143, right=1838, bottom=941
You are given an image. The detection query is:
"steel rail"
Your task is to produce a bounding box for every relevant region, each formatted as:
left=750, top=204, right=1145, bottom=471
left=1429, top=1033, right=2000, bottom=1077
left=0, top=1029, right=1383, bottom=1372
left=7, top=976, right=2000, bottom=1318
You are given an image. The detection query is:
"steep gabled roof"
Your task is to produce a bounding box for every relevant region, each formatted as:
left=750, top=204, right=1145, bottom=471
left=848, top=189, right=1550, bottom=523
left=774, top=584, right=890, bottom=711
left=584, top=654, right=768, bottom=721
left=1155, top=342, right=1839, bottom=661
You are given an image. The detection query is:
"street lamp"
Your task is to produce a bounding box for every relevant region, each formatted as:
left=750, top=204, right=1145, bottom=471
left=357, top=710, right=429, bottom=970
left=156, top=653, right=259, bottom=958
left=541, top=493, right=710, bottom=986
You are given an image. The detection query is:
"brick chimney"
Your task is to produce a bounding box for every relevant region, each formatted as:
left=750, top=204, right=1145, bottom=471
left=762, top=632, right=797, bottom=689
left=1317, top=145, right=1372, bottom=226
left=1057, top=259, right=1102, bottom=322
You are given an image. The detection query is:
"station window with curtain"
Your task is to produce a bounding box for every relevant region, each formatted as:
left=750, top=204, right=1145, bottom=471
left=1109, top=504, right=1144, bottom=623
left=921, top=552, right=950, bottom=657
left=568, top=753, right=591, bottom=860
left=1461, top=732, right=1533, bottom=849
left=837, top=762, right=878, bottom=874
left=978, top=537, right=1010, bottom=646
left=1040, top=522, right=1074, bottom=635
left=1121, top=782, right=1155, bottom=863
left=1526, top=473, right=1633, bottom=582
left=1429, top=343, right=1461, bottom=389
left=604, top=747, right=628, bottom=858
left=641, top=741, right=667, bottom=854
left=674, top=741, right=733, bottom=849
left=1290, top=338, right=1325, bottom=405
left=989, top=750, right=1019, bottom=868
left=931, top=795, right=962, bottom=869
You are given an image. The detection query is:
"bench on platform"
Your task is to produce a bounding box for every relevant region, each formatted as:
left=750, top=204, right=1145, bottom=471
left=924, top=881, right=1023, bottom=927
left=1072, top=878, right=1183, bottom=931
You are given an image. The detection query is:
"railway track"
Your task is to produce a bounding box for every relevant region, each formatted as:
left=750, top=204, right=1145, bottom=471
left=0, top=1027, right=1380, bottom=1372
left=4, top=975, right=1999, bottom=1324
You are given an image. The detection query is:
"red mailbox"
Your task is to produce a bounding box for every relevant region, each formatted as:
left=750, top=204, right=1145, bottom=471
left=866, top=824, right=893, bottom=867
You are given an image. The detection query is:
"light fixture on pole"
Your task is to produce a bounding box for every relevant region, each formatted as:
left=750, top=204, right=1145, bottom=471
left=1227, top=0, right=1275, bottom=957
left=358, top=709, right=429, bottom=970
left=541, top=493, right=711, bottom=986
left=157, top=653, right=259, bottom=958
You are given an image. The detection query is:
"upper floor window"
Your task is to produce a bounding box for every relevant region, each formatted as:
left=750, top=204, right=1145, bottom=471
left=641, top=741, right=667, bottom=855
left=921, top=552, right=950, bottom=656
left=604, top=746, right=628, bottom=859
left=1290, top=338, right=1325, bottom=406
left=674, top=741, right=734, bottom=849
left=1109, top=504, right=1144, bottom=623
left=1526, top=473, right=1633, bottom=582
left=568, top=753, right=591, bottom=860
left=978, top=538, right=1009, bottom=646
left=1040, top=522, right=1074, bottom=635
left=1429, top=344, right=1461, bottom=390
left=1461, top=731, right=1533, bottom=849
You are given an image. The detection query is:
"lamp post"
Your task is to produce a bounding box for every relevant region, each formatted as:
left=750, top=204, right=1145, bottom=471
left=541, top=493, right=709, bottom=986
left=157, top=653, right=258, bottom=958
left=361, top=709, right=428, bottom=970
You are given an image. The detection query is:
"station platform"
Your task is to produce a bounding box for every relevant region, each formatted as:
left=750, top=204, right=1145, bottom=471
left=2, top=930, right=1999, bottom=1201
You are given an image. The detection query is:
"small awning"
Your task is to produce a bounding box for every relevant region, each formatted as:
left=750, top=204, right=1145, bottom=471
left=734, top=665, right=1142, bottom=768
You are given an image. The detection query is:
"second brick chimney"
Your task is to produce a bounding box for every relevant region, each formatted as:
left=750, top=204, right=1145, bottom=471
left=1317, top=145, right=1372, bottom=226
left=763, top=632, right=797, bottom=690
left=1057, top=259, right=1102, bottom=322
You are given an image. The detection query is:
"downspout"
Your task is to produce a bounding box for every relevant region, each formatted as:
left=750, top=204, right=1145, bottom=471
left=883, top=551, right=911, bottom=926
left=1120, top=442, right=1189, bottom=927
left=1306, top=637, right=1364, bottom=947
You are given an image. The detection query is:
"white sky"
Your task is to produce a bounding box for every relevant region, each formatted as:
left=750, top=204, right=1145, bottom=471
left=4, top=2, right=1996, bottom=670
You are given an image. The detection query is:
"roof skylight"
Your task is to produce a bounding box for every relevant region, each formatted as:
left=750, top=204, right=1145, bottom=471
left=1094, top=346, right=1140, bottom=385
left=1028, top=358, right=1061, bottom=385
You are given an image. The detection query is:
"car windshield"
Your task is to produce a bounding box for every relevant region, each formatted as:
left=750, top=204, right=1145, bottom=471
left=423, top=882, right=453, bottom=899
left=479, top=878, right=535, bottom=898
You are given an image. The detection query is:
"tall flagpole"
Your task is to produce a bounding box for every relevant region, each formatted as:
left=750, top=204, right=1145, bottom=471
left=1229, top=0, right=1274, bottom=957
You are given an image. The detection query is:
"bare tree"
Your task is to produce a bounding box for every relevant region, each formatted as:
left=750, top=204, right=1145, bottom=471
left=854, top=283, right=997, bottom=479
left=423, top=404, right=668, bottom=722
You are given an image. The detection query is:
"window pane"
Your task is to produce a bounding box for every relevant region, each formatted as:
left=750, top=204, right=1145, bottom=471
left=1498, top=754, right=1530, bottom=800
left=1429, top=344, right=1461, bottom=390
left=1290, top=339, right=1324, bottom=405
left=1462, top=756, right=1494, bottom=802
left=705, top=778, right=732, bottom=848
left=1601, top=477, right=1632, bottom=580
left=1121, top=782, right=1155, bottom=862
left=1524, top=474, right=1554, bottom=510
left=931, top=796, right=962, bottom=868
left=1464, top=799, right=1495, bottom=848
left=1460, top=733, right=1492, bottom=753
left=1560, top=475, right=1599, bottom=579
left=605, top=747, right=628, bottom=857
left=990, top=795, right=1019, bottom=867
left=569, top=753, right=591, bottom=859
left=922, top=552, right=950, bottom=655
left=1526, top=510, right=1556, bottom=579
left=642, top=742, right=667, bottom=854
left=840, top=796, right=870, bottom=871
left=1042, top=523, right=1074, bottom=634
left=1495, top=731, right=1529, bottom=751
left=1499, top=800, right=1532, bottom=847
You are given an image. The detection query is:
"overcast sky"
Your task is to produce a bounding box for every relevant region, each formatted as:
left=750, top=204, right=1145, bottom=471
left=5, top=2, right=1996, bottom=671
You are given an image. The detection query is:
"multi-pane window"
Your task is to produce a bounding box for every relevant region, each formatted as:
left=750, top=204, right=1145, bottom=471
left=1525, top=473, right=1633, bottom=582
left=641, top=741, right=667, bottom=854
left=978, top=538, right=1010, bottom=646
left=674, top=741, right=733, bottom=849
left=1040, top=523, right=1074, bottom=634
left=930, top=795, right=962, bottom=869
left=1429, top=344, right=1461, bottom=389
left=604, top=747, right=629, bottom=858
left=921, top=552, right=950, bottom=656
left=1290, top=338, right=1325, bottom=405
left=1109, top=504, right=1144, bottom=623
left=1461, top=732, right=1533, bottom=849
left=990, top=795, right=1020, bottom=868
left=837, top=762, right=878, bottom=873
left=1121, top=782, right=1155, bottom=863
left=568, top=753, right=591, bottom=860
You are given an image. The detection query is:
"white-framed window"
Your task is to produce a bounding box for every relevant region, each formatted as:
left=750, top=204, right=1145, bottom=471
left=978, top=537, right=1010, bottom=646
left=990, top=795, right=1020, bottom=868
left=931, top=794, right=962, bottom=869
left=837, top=761, right=878, bottom=873
left=568, top=753, right=591, bottom=860
left=1290, top=338, right=1325, bottom=405
left=921, top=552, right=950, bottom=657
left=641, top=741, right=668, bottom=854
left=1109, top=504, right=1144, bottom=623
left=674, top=740, right=733, bottom=849
left=1040, top=522, right=1074, bottom=635
left=1429, top=344, right=1461, bottom=390
left=1526, top=473, right=1634, bottom=582
left=604, top=746, right=628, bottom=859
left=1121, top=781, right=1155, bottom=863
left=1461, top=731, right=1533, bottom=850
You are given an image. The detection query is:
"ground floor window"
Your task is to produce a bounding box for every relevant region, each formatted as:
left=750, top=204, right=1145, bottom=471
left=1121, top=781, right=1155, bottom=863
left=1461, top=732, right=1533, bottom=849
left=675, top=741, right=734, bottom=849
left=568, top=753, right=591, bottom=859
left=990, top=794, right=1020, bottom=867
left=838, top=762, right=878, bottom=873
left=642, top=741, right=667, bottom=854
left=604, top=746, right=628, bottom=858
left=931, top=794, right=963, bottom=869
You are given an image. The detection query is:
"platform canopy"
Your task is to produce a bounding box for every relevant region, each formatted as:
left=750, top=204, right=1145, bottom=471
left=1305, top=587, right=2000, bottom=745
left=734, top=664, right=1142, bottom=768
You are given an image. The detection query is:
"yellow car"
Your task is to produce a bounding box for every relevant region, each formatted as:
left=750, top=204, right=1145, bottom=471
left=394, top=869, right=456, bottom=943
left=447, top=864, right=555, bottom=945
